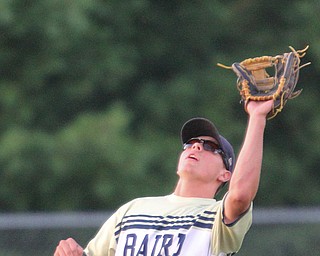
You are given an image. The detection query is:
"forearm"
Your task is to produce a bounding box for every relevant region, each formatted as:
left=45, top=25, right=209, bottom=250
left=229, top=114, right=267, bottom=202
left=224, top=113, right=267, bottom=225
left=224, top=100, right=272, bottom=223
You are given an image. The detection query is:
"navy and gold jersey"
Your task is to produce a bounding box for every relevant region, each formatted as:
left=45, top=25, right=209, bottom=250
left=84, top=194, right=252, bottom=256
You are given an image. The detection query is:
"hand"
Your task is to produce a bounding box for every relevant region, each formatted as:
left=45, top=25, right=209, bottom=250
left=54, top=238, right=84, bottom=256
left=246, top=100, right=274, bottom=118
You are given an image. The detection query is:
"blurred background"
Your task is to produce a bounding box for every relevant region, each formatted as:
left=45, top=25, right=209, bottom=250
left=0, top=0, right=319, bottom=255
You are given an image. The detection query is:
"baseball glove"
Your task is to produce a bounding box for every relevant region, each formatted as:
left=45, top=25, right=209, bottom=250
left=217, top=46, right=311, bottom=119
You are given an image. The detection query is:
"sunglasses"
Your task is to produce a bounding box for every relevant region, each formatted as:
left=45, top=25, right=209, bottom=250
left=183, top=138, right=230, bottom=170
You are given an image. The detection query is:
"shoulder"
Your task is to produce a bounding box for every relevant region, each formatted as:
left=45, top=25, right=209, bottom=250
left=117, top=195, right=170, bottom=212
left=128, top=195, right=169, bottom=204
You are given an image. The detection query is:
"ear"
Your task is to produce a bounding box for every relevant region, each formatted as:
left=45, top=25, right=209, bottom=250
left=217, top=170, right=231, bottom=183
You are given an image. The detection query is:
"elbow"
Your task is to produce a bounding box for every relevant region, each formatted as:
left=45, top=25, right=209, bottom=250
left=228, top=178, right=259, bottom=207
left=228, top=190, right=254, bottom=212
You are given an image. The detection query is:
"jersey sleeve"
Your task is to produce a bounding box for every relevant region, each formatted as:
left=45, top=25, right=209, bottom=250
left=84, top=212, right=117, bottom=256
left=84, top=201, right=134, bottom=256
left=211, top=194, right=253, bottom=255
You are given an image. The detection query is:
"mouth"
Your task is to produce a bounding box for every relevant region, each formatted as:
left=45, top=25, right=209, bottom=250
left=187, top=154, right=198, bottom=161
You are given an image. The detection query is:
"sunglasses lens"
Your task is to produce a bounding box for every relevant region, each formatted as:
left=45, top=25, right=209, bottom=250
left=183, top=138, right=199, bottom=150
left=203, top=141, right=220, bottom=152
left=186, top=138, right=201, bottom=145
left=184, top=138, right=220, bottom=153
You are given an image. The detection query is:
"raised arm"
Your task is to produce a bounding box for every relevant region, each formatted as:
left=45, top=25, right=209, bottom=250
left=224, top=100, right=274, bottom=224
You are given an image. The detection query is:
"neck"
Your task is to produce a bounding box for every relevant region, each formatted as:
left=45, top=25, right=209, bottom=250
left=173, top=179, right=219, bottom=198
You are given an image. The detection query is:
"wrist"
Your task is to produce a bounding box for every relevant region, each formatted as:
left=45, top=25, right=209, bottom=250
left=249, top=110, right=269, bottom=120
left=248, top=113, right=267, bottom=127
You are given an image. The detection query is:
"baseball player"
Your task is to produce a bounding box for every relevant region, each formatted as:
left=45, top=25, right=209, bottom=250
left=54, top=99, right=274, bottom=256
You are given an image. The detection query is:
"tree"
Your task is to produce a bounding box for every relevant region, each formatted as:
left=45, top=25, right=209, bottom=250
left=0, top=0, right=319, bottom=211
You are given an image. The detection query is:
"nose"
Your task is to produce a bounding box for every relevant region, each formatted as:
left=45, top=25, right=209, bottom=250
left=191, top=142, right=203, bottom=151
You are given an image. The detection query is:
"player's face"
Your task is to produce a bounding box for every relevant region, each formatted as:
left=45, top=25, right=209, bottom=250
left=177, top=136, right=226, bottom=183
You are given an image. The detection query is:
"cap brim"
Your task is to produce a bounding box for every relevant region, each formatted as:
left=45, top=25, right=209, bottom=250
left=181, top=117, right=221, bottom=145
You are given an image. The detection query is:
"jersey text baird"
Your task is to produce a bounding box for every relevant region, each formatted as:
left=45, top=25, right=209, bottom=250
left=123, top=233, right=186, bottom=256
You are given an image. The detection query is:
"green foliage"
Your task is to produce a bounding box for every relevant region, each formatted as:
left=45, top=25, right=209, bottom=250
left=0, top=0, right=319, bottom=211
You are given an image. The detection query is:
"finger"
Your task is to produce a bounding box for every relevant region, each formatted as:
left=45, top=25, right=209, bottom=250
left=57, top=240, right=72, bottom=256
left=53, top=246, right=61, bottom=256
left=66, top=237, right=84, bottom=255
left=54, top=238, right=82, bottom=256
left=54, top=240, right=68, bottom=256
left=77, top=244, right=84, bottom=255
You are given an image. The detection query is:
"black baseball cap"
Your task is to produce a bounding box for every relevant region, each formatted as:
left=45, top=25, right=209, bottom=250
left=180, top=117, right=235, bottom=172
